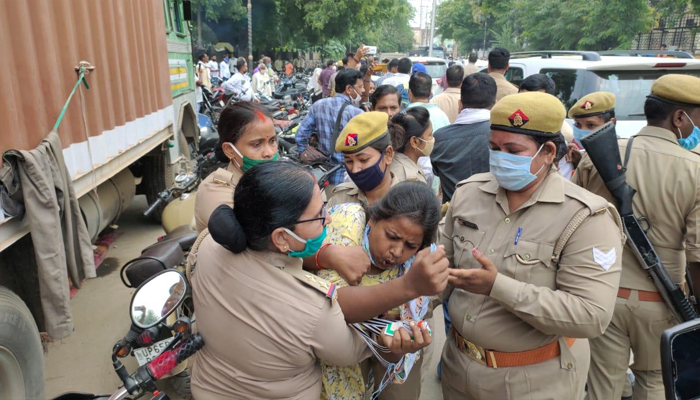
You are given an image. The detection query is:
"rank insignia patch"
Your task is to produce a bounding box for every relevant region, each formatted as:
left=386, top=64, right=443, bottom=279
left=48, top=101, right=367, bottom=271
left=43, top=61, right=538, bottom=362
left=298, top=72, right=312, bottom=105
left=508, top=109, right=530, bottom=127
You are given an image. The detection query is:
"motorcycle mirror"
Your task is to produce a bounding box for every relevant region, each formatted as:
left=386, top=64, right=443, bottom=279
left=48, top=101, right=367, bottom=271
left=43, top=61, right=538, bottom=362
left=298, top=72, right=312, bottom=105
left=661, top=319, right=700, bottom=399
left=130, top=270, right=187, bottom=329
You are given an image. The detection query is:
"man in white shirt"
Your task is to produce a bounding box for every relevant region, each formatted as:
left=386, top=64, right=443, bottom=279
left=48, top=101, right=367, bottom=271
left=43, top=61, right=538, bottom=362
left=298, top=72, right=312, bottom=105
left=222, top=57, right=257, bottom=102
left=208, top=54, right=220, bottom=86
left=219, top=54, right=231, bottom=81
left=381, top=57, right=413, bottom=109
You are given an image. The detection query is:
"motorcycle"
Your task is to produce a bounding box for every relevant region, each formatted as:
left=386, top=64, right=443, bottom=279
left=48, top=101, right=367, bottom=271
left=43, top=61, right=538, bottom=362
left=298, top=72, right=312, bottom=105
left=52, top=269, right=203, bottom=400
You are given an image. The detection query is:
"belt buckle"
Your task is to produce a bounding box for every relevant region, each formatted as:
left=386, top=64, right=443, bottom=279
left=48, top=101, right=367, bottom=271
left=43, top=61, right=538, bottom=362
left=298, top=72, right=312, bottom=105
left=465, top=340, right=487, bottom=366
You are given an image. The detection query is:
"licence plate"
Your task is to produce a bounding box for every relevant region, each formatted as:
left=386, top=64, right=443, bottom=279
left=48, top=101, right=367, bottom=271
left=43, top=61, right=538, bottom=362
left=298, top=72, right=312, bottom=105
left=133, top=338, right=174, bottom=366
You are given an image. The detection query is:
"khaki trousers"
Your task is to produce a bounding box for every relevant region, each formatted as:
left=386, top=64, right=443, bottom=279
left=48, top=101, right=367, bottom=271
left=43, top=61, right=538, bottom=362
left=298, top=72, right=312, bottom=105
left=587, top=291, right=677, bottom=400
left=441, top=330, right=589, bottom=400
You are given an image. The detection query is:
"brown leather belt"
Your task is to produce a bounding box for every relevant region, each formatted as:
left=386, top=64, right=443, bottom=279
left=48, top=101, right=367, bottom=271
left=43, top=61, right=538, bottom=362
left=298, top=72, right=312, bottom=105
left=452, top=327, right=575, bottom=368
left=617, top=287, right=663, bottom=302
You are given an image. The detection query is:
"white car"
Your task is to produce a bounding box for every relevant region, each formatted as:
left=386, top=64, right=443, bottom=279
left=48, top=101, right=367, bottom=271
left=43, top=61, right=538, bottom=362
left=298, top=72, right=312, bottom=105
left=409, top=57, right=447, bottom=96
left=478, top=51, right=700, bottom=138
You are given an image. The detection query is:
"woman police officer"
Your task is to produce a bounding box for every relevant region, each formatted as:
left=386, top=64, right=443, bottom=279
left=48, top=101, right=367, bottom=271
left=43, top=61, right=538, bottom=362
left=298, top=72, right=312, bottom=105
left=193, top=102, right=279, bottom=233
left=440, top=92, right=624, bottom=399
left=388, top=107, right=433, bottom=184
left=191, top=162, right=443, bottom=399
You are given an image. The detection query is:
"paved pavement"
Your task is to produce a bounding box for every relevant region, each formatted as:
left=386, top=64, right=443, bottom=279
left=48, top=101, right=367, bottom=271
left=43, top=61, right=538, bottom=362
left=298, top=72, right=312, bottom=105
left=44, top=195, right=446, bottom=399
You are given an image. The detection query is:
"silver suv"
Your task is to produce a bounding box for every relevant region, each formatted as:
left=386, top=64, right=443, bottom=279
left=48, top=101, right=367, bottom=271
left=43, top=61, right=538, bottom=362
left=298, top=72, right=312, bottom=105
left=480, top=51, right=700, bottom=138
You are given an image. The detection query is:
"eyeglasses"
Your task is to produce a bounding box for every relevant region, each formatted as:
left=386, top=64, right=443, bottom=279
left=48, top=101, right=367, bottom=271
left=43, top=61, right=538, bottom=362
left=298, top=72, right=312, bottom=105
left=294, top=205, right=328, bottom=226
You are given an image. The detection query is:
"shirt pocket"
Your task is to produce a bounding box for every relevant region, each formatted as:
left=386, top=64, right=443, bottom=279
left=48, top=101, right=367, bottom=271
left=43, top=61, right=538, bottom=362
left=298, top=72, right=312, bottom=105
left=502, top=239, right=557, bottom=288
left=451, top=220, right=486, bottom=269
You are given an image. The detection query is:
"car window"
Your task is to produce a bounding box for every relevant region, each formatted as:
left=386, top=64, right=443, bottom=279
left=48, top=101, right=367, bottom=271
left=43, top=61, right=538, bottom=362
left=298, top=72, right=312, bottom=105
left=592, top=70, right=700, bottom=120
left=505, top=67, right=524, bottom=87
left=423, top=62, right=447, bottom=79
left=539, top=69, right=589, bottom=111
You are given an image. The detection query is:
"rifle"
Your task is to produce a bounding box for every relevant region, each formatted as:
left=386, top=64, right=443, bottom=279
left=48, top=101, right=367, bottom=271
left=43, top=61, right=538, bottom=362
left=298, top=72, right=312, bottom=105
left=580, top=122, right=698, bottom=322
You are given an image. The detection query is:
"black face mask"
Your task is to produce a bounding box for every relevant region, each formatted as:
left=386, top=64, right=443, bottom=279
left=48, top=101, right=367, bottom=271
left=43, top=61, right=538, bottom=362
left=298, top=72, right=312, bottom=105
left=346, top=152, right=387, bottom=192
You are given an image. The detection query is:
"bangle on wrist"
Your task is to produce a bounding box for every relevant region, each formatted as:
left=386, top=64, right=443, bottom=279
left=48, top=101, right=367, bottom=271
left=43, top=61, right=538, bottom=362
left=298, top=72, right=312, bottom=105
left=363, top=78, right=370, bottom=82
left=353, top=56, right=360, bottom=63
left=315, top=243, right=332, bottom=270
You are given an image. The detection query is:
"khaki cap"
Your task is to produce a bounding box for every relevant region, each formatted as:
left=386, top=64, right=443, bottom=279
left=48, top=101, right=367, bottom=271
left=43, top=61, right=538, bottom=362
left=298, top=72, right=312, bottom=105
left=490, top=92, right=566, bottom=137
left=649, top=74, right=700, bottom=107
left=568, top=92, right=616, bottom=118
left=335, top=112, right=390, bottom=153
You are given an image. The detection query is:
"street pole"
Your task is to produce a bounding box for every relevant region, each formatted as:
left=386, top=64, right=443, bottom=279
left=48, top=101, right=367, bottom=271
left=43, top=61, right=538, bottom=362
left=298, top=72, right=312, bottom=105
left=428, top=0, right=437, bottom=57
left=247, top=0, right=253, bottom=73
left=419, top=0, right=424, bottom=46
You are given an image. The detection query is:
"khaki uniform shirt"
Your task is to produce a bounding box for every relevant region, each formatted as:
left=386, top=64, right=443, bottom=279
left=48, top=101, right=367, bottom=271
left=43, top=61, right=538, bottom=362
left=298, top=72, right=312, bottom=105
left=390, top=153, right=427, bottom=184
left=191, top=236, right=371, bottom=399
left=573, top=126, right=700, bottom=291
left=442, top=170, right=623, bottom=351
left=489, top=71, right=518, bottom=101
left=463, top=63, right=480, bottom=76
left=429, top=87, right=462, bottom=123
left=327, top=173, right=401, bottom=208
left=194, top=165, right=242, bottom=233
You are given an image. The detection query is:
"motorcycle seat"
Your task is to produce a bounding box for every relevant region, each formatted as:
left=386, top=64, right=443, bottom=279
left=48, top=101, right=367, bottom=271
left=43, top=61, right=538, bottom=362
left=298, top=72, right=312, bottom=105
left=143, top=225, right=198, bottom=253
left=122, top=241, right=184, bottom=288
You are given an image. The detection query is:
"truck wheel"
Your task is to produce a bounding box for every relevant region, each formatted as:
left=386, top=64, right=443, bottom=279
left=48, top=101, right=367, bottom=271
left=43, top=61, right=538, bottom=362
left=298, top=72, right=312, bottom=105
left=140, top=150, right=174, bottom=223
left=0, top=287, right=45, bottom=399
left=170, top=369, right=192, bottom=399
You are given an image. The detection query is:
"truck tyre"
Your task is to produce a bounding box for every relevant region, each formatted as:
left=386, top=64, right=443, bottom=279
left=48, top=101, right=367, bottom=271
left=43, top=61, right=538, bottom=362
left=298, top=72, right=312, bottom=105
left=0, top=287, right=45, bottom=400
left=140, top=150, right=174, bottom=223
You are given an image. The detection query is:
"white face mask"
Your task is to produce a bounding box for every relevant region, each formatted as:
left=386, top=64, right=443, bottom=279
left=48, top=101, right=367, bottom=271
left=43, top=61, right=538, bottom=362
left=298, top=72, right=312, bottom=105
left=349, top=87, right=361, bottom=106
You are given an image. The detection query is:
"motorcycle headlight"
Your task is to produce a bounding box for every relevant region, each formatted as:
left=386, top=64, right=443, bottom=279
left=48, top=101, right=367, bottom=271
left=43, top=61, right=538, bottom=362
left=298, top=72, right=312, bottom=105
left=199, top=126, right=211, bottom=138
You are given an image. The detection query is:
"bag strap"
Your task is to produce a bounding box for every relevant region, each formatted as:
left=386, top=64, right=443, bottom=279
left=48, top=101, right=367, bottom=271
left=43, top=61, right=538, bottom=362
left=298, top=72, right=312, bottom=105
left=331, top=102, right=351, bottom=151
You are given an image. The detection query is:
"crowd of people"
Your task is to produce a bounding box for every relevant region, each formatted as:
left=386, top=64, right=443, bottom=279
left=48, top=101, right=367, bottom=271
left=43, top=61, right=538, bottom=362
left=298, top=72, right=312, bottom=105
left=194, top=51, right=312, bottom=108
left=184, top=45, right=700, bottom=400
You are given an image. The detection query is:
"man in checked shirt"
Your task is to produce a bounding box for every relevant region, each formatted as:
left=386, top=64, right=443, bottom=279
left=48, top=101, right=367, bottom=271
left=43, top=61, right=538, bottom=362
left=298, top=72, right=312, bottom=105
left=296, top=69, right=365, bottom=195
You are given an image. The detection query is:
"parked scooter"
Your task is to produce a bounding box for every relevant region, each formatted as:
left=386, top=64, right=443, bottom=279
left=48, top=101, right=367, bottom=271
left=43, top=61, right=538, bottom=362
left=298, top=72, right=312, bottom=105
left=51, top=269, right=203, bottom=400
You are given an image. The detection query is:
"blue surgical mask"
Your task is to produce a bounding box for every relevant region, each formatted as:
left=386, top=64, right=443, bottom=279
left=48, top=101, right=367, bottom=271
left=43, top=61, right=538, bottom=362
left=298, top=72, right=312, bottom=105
left=489, top=145, right=546, bottom=191
left=678, top=111, right=700, bottom=150
left=283, top=227, right=327, bottom=258
left=572, top=125, right=592, bottom=146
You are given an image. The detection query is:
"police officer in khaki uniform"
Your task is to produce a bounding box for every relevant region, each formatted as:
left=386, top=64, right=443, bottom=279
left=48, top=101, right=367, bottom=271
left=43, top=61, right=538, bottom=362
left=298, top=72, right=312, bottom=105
left=568, top=92, right=617, bottom=147
left=487, top=48, right=518, bottom=101
left=441, top=92, right=624, bottom=399
left=329, top=112, right=400, bottom=207
left=193, top=102, right=279, bottom=232
left=388, top=107, right=433, bottom=185
left=574, top=74, right=700, bottom=400
left=191, top=162, right=437, bottom=399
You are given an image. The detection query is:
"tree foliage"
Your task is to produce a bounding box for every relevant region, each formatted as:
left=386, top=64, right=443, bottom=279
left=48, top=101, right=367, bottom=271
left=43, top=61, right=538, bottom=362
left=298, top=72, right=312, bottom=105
left=193, top=0, right=416, bottom=57
left=437, top=0, right=692, bottom=52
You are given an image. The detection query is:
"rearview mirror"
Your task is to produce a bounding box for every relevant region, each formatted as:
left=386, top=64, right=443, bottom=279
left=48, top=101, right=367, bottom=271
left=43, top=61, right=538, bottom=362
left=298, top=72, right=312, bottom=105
left=661, top=319, right=700, bottom=399
left=130, top=270, right=187, bottom=329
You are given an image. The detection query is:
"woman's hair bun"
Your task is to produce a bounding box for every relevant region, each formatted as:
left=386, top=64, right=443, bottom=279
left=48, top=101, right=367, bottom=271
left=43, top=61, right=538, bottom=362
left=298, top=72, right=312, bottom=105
left=208, top=205, right=247, bottom=253
left=388, top=120, right=406, bottom=150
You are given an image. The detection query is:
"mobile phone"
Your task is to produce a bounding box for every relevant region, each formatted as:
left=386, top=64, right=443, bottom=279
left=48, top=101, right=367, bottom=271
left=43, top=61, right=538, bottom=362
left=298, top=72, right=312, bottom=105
left=365, top=46, right=377, bottom=56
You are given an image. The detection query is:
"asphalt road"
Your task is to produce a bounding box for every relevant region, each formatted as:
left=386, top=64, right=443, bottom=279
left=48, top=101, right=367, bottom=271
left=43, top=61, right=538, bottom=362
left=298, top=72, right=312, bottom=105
left=44, top=195, right=446, bottom=399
